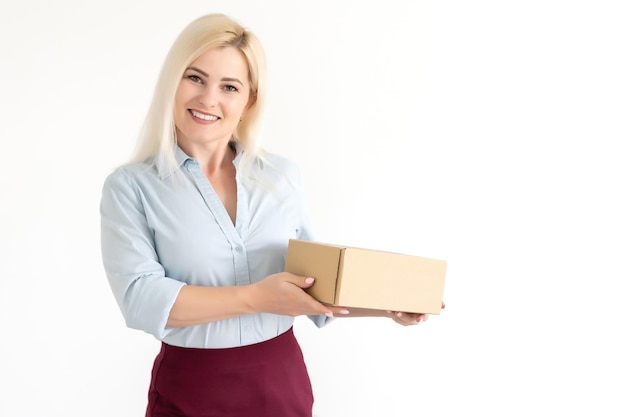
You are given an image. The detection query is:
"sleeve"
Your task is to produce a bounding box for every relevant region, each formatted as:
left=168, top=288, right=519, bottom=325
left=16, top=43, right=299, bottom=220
left=290, top=164, right=335, bottom=328
left=292, top=164, right=316, bottom=242
left=100, top=169, right=185, bottom=339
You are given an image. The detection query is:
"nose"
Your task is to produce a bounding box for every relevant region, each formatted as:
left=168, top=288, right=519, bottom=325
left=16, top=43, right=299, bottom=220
left=198, top=85, right=219, bottom=108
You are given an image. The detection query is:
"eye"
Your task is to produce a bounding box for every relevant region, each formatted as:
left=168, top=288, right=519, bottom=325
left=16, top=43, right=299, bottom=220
left=223, top=84, right=239, bottom=93
left=187, top=74, right=203, bottom=84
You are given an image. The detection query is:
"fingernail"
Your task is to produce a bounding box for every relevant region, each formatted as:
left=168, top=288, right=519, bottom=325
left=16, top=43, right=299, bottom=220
left=396, top=312, right=403, bottom=318
left=305, top=277, right=315, bottom=284
left=325, top=312, right=334, bottom=318
left=339, top=309, right=350, bottom=315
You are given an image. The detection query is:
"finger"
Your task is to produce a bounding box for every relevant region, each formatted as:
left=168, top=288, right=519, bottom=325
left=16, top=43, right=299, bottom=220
left=327, top=306, right=351, bottom=316
left=387, top=311, right=411, bottom=326
left=398, top=312, right=420, bottom=325
left=300, top=294, right=336, bottom=318
left=283, top=273, right=316, bottom=289
left=301, top=276, right=316, bottom=288
left=314, top=301, right=336, bottom=318
left=296, top=279, right=339, bottom=317
left=390, top=311, right=428, bottom=326
left=391, top=312, right=414, bottom=326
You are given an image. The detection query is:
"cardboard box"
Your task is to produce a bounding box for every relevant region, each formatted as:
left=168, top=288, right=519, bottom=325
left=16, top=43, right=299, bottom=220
left=284, top=239, right=447, bottom=314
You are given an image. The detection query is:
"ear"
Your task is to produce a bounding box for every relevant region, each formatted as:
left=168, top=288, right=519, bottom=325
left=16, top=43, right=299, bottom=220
left=245, top=93, right=257, bottom=111
left=240, top=94, right=256, bottom=121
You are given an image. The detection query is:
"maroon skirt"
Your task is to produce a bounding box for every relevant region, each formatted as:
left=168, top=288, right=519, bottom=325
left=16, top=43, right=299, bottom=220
left=146, top=327, right=314, bottom=417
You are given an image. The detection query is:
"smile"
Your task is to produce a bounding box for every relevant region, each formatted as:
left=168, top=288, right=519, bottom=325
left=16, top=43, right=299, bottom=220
left=190, top=110, right=219, bottom=121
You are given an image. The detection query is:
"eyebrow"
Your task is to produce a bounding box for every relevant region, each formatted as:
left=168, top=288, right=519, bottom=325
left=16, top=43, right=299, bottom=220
left=186, top=67, right=244, bottom=86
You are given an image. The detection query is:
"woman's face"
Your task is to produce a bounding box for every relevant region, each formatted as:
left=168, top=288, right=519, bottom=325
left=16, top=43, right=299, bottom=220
left=174, top=46, right=252, bottom=150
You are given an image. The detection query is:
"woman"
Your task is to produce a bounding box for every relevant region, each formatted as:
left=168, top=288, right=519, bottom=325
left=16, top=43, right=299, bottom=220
left=100, top=13, right=430, bottom=417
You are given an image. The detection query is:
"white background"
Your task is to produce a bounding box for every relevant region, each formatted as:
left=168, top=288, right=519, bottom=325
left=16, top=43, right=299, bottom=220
left=1, top=1, right=625, bottom=416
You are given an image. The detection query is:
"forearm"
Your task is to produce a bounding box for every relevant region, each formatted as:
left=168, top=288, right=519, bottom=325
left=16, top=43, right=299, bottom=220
left=167, top=273, right=333, bottom=328
left=166, top=285, right=254, bottom=327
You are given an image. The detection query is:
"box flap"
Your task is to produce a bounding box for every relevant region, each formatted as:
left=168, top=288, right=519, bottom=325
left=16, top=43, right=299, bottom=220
left=284, top=239, right=342, bottom=305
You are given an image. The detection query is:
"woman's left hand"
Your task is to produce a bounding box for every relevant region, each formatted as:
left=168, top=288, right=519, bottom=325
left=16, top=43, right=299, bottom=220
left=386, top=311, right=429, bottom=326
left=386, top=301, right=445, bottom=326
left=328, top=302, right=444, bottom=325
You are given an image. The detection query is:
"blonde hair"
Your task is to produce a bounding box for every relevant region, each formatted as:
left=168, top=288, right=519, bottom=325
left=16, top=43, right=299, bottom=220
left=131, top=13, right=266, bottom=178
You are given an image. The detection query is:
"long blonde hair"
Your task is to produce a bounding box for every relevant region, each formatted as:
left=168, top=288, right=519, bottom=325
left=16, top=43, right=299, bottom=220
left=131, top=13, right=266, bottom=179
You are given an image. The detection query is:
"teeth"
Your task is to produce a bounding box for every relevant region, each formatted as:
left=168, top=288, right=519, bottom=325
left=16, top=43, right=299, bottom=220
left=191, top=110, right=218, bottom=121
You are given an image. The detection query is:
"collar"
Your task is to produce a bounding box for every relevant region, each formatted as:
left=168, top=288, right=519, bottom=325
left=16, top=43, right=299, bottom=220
left=156, top=143, right=243, bottom=179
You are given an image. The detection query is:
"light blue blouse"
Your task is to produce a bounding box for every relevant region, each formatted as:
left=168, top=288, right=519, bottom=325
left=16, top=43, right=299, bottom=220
left=100, top=146, right=331, bottom=348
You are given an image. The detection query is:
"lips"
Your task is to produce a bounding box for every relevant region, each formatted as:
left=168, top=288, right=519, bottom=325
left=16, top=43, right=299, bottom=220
left=190, top=109, right=219, bottom=121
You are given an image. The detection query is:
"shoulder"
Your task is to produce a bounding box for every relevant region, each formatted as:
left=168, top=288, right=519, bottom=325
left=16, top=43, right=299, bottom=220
left=259, top=151, right=302, bottom=177
left=239, top=150, right=304, bottom=194
left=253, top=151, right=305, bottom=190
left=102, top=161, right=157, bottom=193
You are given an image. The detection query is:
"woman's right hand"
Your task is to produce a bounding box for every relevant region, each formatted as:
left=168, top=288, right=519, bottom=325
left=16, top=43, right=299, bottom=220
left=244, top=272, right=333, bottom=318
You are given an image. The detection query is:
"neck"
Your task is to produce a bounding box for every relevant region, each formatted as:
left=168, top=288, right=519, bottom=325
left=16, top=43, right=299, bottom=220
left=179, top=140, right=235, bottom=175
